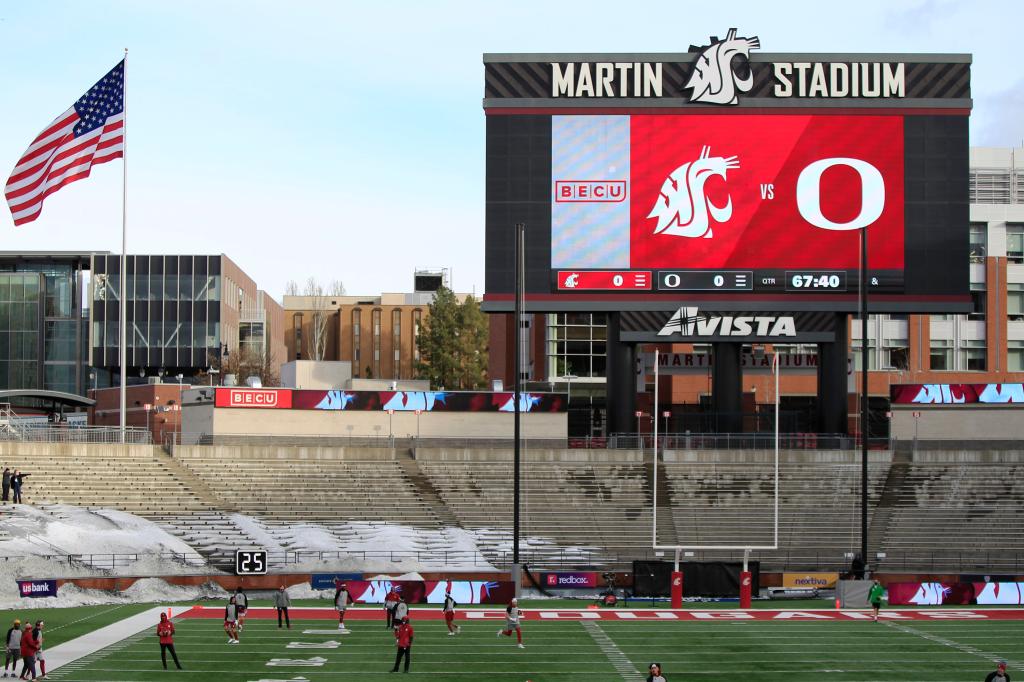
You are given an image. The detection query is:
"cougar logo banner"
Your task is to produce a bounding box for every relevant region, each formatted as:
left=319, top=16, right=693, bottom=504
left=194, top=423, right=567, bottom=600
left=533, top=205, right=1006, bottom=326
left=686, top=29, right=761, bottom=105
left=647, top=146, right=739, bottom=238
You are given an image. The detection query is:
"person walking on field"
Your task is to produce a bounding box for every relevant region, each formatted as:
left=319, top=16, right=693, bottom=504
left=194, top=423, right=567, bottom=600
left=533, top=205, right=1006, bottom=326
left=2, top=468, right=11, bottom=503
left=274, top=586, right=291, bottom=629
left=334, top=582, right=355, bottom=632
left=384, top=587, right=400, bottom=629
left=985, top=660, right=1011, bottom=682
left=868, top=580, right=885, bottom=622
left=390, top=616, right=414, bottom=674
left=3, top=618, right=22, bottom=678
left=156, top=613, right=182, bottom=670
left=18, top=622, right=37, bottom=680
left=497, top=598, right=525, bottom=648
left=646, top=662, right=667, bottom=682
left=224, top=597, right=240, bottom=644
left=443, top=591, right=460, bottom=635
left=29, top=622, right=44, bottom=680
left=234, top=587, right=248, bottom=631
left=392, top=595, right=409, bottom=631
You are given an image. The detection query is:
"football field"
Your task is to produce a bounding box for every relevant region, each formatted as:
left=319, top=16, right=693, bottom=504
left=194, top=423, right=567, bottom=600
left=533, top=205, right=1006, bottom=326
left=35, top=607, right=1024, bottom=681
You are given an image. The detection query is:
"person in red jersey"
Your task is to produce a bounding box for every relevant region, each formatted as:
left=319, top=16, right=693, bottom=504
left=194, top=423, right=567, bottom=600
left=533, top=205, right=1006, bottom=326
left=156, top=613, right=182, bottom=670
left=390, top=616, right=414, bottom=673
left=496, top=597, right=524, bottom=648
left=384, top=587, right=400, bottom=629
left=443, top=591, right=461, bottom=635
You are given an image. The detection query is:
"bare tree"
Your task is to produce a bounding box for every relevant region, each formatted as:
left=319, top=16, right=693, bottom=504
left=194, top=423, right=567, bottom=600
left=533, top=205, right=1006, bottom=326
left=284, top=280, right=300, bottom=296
left=214, top=346, right=281, bottom=387
left=329, top=279, right=346, bottom=297
left=305, top=277, right=329, bottom=361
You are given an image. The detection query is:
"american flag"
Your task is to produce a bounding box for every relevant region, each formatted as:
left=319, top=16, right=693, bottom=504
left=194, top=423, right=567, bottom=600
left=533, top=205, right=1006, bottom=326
left=5, top=60, right=125, bottom=226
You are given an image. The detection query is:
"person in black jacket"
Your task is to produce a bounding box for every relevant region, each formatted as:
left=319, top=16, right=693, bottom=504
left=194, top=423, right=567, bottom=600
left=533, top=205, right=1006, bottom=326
left=2, top=468, right=11, bottom=503
left=11, top=471, right=29, bottom=505
left=985, top=660, right=1010, bottom=682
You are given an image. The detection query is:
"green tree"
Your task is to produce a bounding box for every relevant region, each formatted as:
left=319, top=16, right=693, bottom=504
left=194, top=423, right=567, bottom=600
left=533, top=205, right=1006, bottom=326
left=416, top=285, right=489, bottom=390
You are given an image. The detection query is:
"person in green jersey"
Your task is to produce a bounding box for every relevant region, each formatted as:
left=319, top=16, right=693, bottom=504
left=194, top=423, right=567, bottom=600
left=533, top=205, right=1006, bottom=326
left=868, top=580, right=885, bottom=622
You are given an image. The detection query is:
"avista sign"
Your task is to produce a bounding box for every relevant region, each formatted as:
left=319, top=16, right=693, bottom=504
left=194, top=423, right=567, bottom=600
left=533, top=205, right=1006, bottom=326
left=659, top=307, right=796, bottom=339
left=550, top=29, right=905, bottom=103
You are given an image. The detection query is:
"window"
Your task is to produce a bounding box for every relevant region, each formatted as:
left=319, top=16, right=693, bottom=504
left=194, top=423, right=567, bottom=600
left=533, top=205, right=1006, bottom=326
left=850, top=340, right=877, bottom=370
left=412, top=309, right=422, bottom=365
left=959, top=340, right=986, bottom=371
left=392, top=309, right=402, bottom=379
left=970, top=169, right=1011, bottom=204
left=545, top=312, right=608, bottom=379
left=1007, top=224, right=1024, bottom=264
left=929, top=340, right=953, bottom=370
left=373, top=309, right=383, bottom=378
left=969, top=223, right=987, bottom=263
left=1009, top=284, right=1024, bottom=322
left=969, top=285, right=986, bottom=320
left=884, top=341, right=909, bottom=370
left=1009, top=341, right=1024, bottom=372
left=292, top=313, right=303, bottom=360
left=352, top=309, right=361, bottom=376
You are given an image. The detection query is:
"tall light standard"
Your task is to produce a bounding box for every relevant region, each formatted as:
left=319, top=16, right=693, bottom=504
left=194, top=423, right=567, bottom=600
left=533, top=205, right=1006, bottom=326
left=561, top=374, right=578, bottom=404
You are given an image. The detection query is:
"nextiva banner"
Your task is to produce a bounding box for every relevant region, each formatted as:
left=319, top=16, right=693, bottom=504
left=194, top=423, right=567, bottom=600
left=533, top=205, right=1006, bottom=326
left=543, top=572, right=600, bottom=589
left=17, top=580, right=57, bottom=598
left=891, top=384, right=1024, bottom=404
left=782, top=573, right=839, bottom=589
left=308, top=578, right=514, bottom=605
left=888, top=582, right=1024, bottom=606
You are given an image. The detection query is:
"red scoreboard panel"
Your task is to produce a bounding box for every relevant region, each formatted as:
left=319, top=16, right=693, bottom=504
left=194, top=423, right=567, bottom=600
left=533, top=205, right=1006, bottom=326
left=556, top=270, right=651, bottom=290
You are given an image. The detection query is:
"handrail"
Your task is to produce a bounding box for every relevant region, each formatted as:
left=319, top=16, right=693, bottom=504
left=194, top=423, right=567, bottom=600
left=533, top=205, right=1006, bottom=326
left=0, top=424, right=152, bottom=444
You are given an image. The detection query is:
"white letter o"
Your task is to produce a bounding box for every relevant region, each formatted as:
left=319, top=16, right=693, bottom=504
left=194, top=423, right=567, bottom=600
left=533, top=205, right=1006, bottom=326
left=796, top=158, right=885, bottom=231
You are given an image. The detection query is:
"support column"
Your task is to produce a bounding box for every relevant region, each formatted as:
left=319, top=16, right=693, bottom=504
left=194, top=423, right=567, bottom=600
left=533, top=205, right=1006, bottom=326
left=712, top=342, right=742, bottom=432
left=606, top=312, right=636, bottom=434
left=818, top=313, right=850, bottom=437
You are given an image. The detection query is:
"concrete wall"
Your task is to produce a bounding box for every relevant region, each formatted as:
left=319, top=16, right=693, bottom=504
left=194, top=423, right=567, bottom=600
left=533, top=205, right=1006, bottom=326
left=194, top=407, right=566, bottom=439
left=281, top=360, right=352, bottom=389
left=173, top=444, right=398, bottom=461
left=661, top=449, right=893, bottom=464
left=414, top=448, right=643, bottom=463
left=0, top=442, right=159, bottom=458
left=891, top=406, right=1024, bottom=441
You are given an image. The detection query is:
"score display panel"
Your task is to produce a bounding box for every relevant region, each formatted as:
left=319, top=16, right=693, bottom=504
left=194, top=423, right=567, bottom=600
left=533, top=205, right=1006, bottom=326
left=483, top=54, right=971, bottom=314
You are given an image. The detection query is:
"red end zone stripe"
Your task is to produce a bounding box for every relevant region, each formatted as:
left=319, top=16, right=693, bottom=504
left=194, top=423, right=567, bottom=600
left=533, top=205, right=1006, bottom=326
left=177, top=607, right=1024, bottom=621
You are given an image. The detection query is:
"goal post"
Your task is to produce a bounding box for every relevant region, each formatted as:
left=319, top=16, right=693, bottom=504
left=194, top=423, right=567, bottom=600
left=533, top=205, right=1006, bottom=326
left=649, top=349, right=780, bottom=607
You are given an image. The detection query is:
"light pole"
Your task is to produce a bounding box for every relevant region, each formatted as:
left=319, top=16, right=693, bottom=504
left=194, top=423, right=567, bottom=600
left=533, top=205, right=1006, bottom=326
left=561, top=374, right=578, bottom=404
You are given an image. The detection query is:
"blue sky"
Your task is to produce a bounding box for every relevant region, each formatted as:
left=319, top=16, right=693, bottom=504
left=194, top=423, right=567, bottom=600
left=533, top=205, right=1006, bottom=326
left=1, top=0, right=1022, bottom=299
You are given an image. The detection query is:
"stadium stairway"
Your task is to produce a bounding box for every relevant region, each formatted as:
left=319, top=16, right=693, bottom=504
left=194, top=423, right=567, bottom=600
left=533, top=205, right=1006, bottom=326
left=396, top=449, right=461, bottom=527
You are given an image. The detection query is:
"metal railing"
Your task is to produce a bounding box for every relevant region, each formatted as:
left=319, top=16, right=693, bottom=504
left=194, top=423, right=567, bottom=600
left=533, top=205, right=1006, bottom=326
left=3, top=548, right=1024, bottom=574
left=164, top=431, right=893, bottom=452
left=0, top=424, right=152, bottom=444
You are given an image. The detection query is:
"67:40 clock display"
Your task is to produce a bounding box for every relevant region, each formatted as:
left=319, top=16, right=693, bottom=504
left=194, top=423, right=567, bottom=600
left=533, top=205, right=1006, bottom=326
left=786, top=271, right=846, bottom=291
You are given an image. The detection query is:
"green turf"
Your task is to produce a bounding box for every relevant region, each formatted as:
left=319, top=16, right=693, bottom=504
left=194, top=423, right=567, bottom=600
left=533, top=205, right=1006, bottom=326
left=0, top=604, right=158, bottom=649
left=35, top=611, right=1024, bottom=681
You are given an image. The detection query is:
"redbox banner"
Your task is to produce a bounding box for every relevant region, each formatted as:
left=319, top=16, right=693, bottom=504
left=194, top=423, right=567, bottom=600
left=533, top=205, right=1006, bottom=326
left=214, top=388, right=293, bottom=409
left=542, top=572, right=601, bottom=589
left=891, top=384, right=1024, bottom=404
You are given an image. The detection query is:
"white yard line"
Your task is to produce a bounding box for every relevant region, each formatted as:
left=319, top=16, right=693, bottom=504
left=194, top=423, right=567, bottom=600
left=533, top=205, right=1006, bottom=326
left=45, top=605, right=192, bottom=672
left=581, top=621, right=644, bottom=681
left=883, top=620, right=1021, bottom=671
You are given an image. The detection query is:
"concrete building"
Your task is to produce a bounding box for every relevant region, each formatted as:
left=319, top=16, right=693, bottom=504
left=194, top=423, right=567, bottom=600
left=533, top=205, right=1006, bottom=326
left=490, top=146, right=1024, bottom=437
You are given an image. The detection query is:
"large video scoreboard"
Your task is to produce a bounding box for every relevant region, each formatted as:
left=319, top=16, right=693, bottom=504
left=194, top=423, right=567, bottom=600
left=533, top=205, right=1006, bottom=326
left=483, top=35, right=971, bottom=313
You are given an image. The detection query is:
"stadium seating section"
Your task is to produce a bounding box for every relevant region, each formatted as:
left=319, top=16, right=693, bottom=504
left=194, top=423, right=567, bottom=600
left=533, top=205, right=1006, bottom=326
left=1, top=442, right=1021, bottom=572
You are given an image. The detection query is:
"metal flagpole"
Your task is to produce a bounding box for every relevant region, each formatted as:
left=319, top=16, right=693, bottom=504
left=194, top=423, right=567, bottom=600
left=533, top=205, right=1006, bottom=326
left=512, top=222, right=524, bottom=596
left=860, top=224, right=869, bottom=574
left=119, top=48, right=128, bottom=445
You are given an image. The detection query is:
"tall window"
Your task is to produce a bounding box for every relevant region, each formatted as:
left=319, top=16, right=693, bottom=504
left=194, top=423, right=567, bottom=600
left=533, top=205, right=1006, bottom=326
left=372, top=308, right=381, bottom=378
left=1007, top=224, right=1024, bottom=264
left=969, top=223, right=987, bottom=263
left=884, top=340, right=909, bottom=370
left=1009, top=283, right=1024, bottom=322
left=1008, top=340, right=1024, bottom=372
left=960, top=340, right=986, bottom=371
left=352, top=309, right=361, bottom=377
left=293, top=313, right=303, bottom=360
left=545, top=312, right=608, bottom=379
left=929, top=340, right=952, bottom=370
left=412, top=309, right=422, bottom=366
left=392, top=309, right=402, bottom=379
left=851, top=339, right=877, bottom=370
left=969, top=284, right=986, bottom=320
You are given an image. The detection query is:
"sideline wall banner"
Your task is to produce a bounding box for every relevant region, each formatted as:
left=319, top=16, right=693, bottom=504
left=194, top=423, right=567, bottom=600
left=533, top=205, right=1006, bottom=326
left=542, top=572, right=600, bottom=589
left=307, top=577, right=514, bottom=605
left=215, top=388, right=566, bottom=413
left=887, top=582, right=1024, bottom=605
left=891, top=383, right=1024, bottom=404
left=18, top=579, right=57, bottom=598
left=782, top=572, right=839, bottom=589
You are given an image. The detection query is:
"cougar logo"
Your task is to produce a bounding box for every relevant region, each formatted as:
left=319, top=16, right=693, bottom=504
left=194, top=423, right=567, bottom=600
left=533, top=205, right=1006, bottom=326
left=648, top=146, right=739, bottom=238
left=563, top=272, right=580, bottom=288
left=686, top=28, right=760, bottom=105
